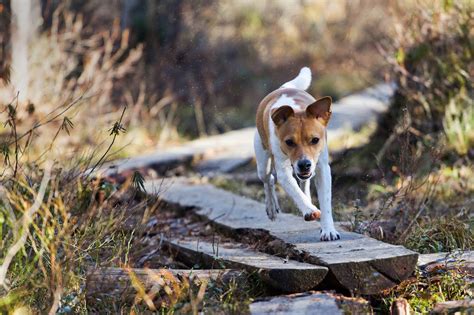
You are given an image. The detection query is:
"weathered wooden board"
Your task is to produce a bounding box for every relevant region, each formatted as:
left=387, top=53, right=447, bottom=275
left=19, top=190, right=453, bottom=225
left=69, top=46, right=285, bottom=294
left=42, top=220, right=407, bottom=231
left=327, top=83, right=394, bottom=138
left=97, top=150, right=195, bottom=177
left=165, top=238, right=328, bottom=293
left=98, top=128, right=256, bottom=176
left=431, top=300, right=474, bottom=314
left=249, top=291, right=371, bottom=315
left=195, top=157, right=253, bottom=174
left=418, top=251, right=474, bottom=272
left=146, top=179, right=418, bottom=295
left=86, top=267, right=242, bottom=305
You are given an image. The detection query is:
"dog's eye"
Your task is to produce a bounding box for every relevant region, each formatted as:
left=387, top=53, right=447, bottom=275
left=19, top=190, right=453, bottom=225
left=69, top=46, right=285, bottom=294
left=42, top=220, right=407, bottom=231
left=285, top=139, right=296, bottom=147
left=310, top=137, right=319, bottom=145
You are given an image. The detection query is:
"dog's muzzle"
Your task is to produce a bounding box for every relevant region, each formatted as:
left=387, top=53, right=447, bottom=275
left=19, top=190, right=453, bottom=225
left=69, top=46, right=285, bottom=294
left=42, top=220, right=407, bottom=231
left=295, top=159, right=312, bottom=180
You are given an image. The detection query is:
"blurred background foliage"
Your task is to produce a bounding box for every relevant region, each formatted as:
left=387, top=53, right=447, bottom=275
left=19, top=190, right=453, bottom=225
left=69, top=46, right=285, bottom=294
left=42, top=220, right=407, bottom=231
left=1, top=0, right=397, bottom=159
left=1, top=0, right=470, bottom=163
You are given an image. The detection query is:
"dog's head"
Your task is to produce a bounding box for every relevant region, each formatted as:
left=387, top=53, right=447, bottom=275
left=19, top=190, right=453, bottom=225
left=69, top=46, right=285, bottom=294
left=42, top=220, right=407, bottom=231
left=271, top=96, right=332, bottom=180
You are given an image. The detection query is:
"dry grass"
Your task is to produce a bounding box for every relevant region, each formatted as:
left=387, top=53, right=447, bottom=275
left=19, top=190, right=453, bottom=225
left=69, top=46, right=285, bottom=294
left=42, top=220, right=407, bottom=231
left=0, top=7, right=166, bottom=164
left=0, top=164, right=141, bottom=312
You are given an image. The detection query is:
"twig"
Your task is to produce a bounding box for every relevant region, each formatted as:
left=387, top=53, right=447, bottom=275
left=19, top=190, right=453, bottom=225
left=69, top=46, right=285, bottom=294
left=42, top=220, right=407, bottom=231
left=6, top=93, right=91, bottom=146
left=0, top=187, right=18, bottom=240
left=86, top=106, right=127, bottom=177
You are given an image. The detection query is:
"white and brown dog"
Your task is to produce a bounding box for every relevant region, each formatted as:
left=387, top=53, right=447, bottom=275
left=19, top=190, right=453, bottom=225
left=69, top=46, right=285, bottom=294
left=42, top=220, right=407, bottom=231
left=254, top=67, right=340, bottom=241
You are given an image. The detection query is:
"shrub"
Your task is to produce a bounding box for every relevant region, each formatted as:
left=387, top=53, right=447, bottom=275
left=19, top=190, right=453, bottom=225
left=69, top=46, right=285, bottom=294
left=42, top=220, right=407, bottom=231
left=388, top=1, right=473, bottom=157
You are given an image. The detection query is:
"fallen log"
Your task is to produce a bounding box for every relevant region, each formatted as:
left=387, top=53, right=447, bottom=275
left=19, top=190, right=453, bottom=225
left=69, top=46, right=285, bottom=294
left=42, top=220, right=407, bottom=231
left=86, top=267, right=242, bottom=307
left=249, top=291, right=371, bottom=315
left=146, top=179, right=418, bottom=295
left=165, top=237, right=328, bottom=293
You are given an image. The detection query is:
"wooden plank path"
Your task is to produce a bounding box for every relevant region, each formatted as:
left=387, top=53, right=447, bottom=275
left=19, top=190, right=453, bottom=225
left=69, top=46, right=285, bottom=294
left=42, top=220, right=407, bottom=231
left=431, top=300, right=474, bottom=314
left=99, top=83, right=394, bottom=176
left=165, top=238, right=328, bottom=293
left=326, top=83, right=394, bottom=138
left=145, top=178, right=418, bottom=295
left=86, top=268, right=243, bottom=306
left=99, top=128, right=255, bottom=176
left=249, top=291, right=370, bottom=315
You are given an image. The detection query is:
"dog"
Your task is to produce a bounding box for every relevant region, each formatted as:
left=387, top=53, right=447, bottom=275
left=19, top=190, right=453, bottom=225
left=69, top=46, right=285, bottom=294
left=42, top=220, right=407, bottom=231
left=254, top=67, right=340, bottom=241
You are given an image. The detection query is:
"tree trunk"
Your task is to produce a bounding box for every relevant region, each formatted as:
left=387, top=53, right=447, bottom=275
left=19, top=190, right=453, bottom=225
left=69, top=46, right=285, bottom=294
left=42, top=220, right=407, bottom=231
left=10, top=0, right=41, bottom=101
left=0, top=0, right=10, bottom=84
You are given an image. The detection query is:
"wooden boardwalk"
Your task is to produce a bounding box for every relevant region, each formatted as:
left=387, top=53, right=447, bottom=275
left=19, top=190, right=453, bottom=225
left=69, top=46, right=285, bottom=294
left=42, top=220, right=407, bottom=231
left=146, top=178, right=418, bottom=295
left=86, top=268, right=243, bottom=306
left=165, top=238, right=328, bottom=293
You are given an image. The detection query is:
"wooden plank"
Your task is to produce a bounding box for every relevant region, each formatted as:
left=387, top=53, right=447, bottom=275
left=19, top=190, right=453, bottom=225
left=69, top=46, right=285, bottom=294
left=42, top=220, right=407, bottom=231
left=195, top=157, right=253, bottom=174
left=98, top=150, right=196, bottom=177
left=146, top=179, right=418, bottom=295
left=249, top=291, right=371, bottom=315
left=86, top=267, right=242, bottom=305
left=165, top=238, right=328, bottom=293
left=327, top=83, right=394, bottom=138
left=418, top=251, right=474, bottom=271
left=431, top=300, right=474, bottom=314
left=97, top=128, right=256, bottom=176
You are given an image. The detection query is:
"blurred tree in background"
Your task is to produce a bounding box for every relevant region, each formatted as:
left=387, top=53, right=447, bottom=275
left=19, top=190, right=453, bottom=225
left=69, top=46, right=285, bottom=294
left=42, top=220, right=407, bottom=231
left=0, top=0, right=10, bottom=84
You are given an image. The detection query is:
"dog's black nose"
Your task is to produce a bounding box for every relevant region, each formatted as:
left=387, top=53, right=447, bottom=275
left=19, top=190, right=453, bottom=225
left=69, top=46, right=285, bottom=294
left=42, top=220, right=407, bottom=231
left=297, top=159, right=311, bottom=171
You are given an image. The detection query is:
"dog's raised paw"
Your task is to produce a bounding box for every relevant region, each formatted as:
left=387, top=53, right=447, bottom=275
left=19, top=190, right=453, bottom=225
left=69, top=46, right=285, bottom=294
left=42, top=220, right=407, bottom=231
left=304, top=210, right=321, bottom=221
left=320, top=228, right=340, bottom=241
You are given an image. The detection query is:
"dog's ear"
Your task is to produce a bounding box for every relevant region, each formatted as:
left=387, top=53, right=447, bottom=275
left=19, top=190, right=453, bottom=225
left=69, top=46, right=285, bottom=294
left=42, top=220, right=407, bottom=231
left=306, top=96, right=332, bottom=126
left=271, top=106, right=294, bottom=126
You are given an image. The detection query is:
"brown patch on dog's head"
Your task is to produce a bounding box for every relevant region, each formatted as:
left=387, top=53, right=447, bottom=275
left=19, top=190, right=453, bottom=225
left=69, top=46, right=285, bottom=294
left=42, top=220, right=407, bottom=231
left=271, top=97, right=332, bottom=179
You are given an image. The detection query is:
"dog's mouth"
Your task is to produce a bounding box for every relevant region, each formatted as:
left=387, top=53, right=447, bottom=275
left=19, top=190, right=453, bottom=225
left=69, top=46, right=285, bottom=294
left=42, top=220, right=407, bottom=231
left=296, top=172, right=312, bottom=180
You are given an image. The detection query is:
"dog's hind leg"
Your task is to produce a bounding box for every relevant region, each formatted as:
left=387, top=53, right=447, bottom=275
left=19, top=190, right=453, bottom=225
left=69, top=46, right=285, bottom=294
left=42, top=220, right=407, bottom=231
left=269, top=160, right=281, bottom=213
left=254, top=131, right=280, bottom=220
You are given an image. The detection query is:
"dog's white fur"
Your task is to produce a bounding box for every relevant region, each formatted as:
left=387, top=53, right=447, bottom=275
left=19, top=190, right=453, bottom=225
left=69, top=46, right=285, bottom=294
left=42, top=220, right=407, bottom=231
left=254, top=67, right=340, bottom=241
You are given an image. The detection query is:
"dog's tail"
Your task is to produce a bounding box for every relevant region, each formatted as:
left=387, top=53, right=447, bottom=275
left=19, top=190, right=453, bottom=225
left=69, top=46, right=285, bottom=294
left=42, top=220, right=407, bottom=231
left=281, top=67, right=312, bottom=90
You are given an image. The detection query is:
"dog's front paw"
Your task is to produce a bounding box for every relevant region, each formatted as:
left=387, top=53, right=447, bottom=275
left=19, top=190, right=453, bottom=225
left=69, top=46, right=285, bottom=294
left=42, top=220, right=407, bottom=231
left=265, top=200, right=279, bottom=221
left=320, top=227, right=340, bottom=241
left=303, top=204, right=321, bottom=221
left=304, top=210, right=321, bottom=221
